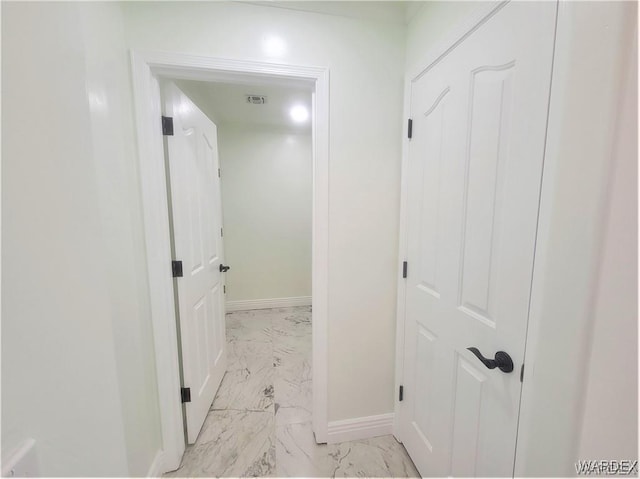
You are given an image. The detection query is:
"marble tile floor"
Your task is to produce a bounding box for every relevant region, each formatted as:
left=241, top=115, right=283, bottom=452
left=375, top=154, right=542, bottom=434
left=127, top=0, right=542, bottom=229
left=165, top=306, right=419, bottom=478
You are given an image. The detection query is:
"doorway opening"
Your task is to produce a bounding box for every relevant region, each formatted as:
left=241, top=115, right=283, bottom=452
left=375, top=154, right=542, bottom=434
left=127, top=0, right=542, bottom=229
left=130, top=52, right=329, bottom=474
left=161, top=76, right=314, bottom=474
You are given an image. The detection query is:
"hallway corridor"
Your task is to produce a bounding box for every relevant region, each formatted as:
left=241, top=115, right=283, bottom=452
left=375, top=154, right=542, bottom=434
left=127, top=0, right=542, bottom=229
left=165, top=306, right=419, bottom=477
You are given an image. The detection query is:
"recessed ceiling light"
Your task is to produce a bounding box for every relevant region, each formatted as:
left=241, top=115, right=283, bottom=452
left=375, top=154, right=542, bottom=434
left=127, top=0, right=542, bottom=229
left=290, top=105, right=309, bottom=123
left=263, top=35, right=287, bottom=57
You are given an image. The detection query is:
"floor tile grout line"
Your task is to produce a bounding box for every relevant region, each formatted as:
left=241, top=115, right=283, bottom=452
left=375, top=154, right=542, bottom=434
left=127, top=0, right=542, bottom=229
left=166, top=306, right=418, bottom=478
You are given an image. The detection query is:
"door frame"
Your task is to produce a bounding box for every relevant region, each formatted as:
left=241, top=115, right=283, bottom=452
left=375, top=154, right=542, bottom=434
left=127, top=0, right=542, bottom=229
left=130, top=50, right=329, bottom=473
left=394, top=0, right=633, bottom=474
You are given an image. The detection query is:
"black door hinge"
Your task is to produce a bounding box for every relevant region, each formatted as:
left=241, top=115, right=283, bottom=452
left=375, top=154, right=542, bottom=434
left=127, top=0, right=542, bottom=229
left=218, top=168, right=221, bottom=178
left=223, top=285, right=226, bottom=294
left=162, top=116, right=174, bottom=136
left=399, top=385, right=404, bottom=402
left=402, top=261, right=408, bottom=279
left=407, top=119, right=413, bottom=139
left=172, top=260, right=183, bottom=278
left=181, top=387, right=191, bottom=403
left=220, top=228, right=223, bottom=237
left=520, top=364, right=525, bottom=383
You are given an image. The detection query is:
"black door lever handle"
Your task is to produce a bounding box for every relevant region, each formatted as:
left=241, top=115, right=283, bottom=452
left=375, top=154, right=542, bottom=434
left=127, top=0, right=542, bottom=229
left=219, top=264, right=230, bottom=272
left=466, top=347, right=514, bottom=373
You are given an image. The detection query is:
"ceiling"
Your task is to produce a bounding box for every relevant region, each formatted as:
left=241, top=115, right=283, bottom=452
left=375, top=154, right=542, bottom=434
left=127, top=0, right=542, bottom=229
left=238, top=1, right=425, bottom=25
left=177, top=79, right=313, bottom=132
left=173, top=1, right=428, bottom=130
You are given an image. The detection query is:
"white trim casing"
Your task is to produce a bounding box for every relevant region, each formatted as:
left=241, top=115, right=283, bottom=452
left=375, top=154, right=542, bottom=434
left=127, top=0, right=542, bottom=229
left=130, top=53, right=185, bottom=471
left=226, top=296, right=312, bottom=312
left=327, top=413, right=394, bottom=444
left=514, top=2, right=637, bottom=474
left=311, top=67, right=330, bottom=445
left=392, top=74, right=411, bottom=443
left=405, top=1, right=505, bottom=80
left=130, top=51, right=330, bottom=472
left=146, top=451, right=164, bottom=478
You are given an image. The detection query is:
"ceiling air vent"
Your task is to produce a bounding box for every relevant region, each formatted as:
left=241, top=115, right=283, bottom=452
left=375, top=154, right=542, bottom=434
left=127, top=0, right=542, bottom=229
left=247, top=95, right=267, bottom=105
left=246, top=95, right=267, bottom=105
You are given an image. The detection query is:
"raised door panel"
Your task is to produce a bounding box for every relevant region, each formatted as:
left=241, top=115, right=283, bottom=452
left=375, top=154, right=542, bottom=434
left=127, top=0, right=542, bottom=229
left=185, top=128, right=205, bottom=277
left=211, top=283, right=225, bottom=366
left=411, top=326, right=438, bottom=453
left=194, top=295, right=209, bottom=395
left=416, top=88, right=450, bottom=300
left=458, top=64, right=515, bottom=329
left=202, top=131, right=220, bottom=267
left=450, top=356, right=487, bottom=477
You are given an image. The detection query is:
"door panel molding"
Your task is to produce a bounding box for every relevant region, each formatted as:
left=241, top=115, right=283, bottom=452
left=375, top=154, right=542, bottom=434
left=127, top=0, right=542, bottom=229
left=130, top=50, right=329, bottom=473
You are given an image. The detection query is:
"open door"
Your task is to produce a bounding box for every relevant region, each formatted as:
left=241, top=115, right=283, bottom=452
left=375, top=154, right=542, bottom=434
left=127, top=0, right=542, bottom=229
left=163, top=82, right=228, bottom=444
left=398, top=2, right=557, bottom=476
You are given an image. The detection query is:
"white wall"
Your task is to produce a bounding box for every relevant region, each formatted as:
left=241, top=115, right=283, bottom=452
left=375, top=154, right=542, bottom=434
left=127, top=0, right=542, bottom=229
left=78, top=3, right=162, bottom=475
left=405, top=1, right=478, bottom=74
left=174, top=80, right=222, bottom=125
left=577, top=24, right=638, bottom=462
left=217, top=124, right=312, bottom=303
left=2, top=2, right=160, bottom=476
left=122, top=1, right=406, bottom=422
left=2, top=2, right=128, bottom=475
left=515, top=2, right=638, bottom=475
left=404, top=1, right=638, bottom=475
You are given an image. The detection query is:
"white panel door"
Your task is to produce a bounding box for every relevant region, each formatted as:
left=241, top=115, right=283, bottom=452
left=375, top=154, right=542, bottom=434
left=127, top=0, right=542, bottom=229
left=164, top=82, right=227, bottom=444
left=399, top=2, right=557, bottom=476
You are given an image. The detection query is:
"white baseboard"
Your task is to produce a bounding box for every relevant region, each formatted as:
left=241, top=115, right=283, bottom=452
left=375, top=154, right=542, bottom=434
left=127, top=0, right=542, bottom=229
left=326, top=413, right=394, bottom=444
left=226, top=296, right=312, bottom=312
left=147, top=450, right=164, bottom=477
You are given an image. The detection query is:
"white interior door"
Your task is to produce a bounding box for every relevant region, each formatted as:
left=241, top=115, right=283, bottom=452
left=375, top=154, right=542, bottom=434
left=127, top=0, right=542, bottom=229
left=399, top=2, right=557, bottom=476
left=163, top=82, right=227, bottom=444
